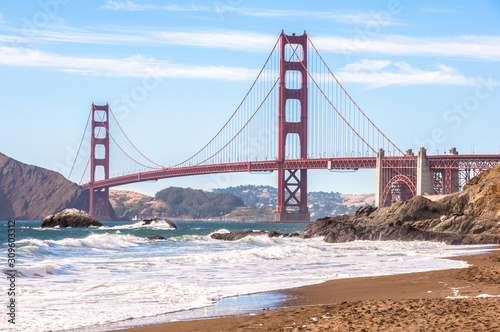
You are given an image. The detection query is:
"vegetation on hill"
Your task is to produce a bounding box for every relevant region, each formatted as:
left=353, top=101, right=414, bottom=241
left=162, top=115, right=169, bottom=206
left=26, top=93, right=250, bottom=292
left=109, top=190, right=154, bottom=220
left=154, top=187, right=245, bottom=218
left=110, top=187, right=245, bottom=220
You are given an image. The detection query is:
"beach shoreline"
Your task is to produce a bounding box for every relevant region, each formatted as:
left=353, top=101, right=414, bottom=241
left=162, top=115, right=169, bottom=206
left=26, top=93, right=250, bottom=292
left=117, top=247, right=500, bottom=331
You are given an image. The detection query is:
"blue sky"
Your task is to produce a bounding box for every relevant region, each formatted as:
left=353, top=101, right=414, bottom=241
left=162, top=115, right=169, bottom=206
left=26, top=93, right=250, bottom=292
left=1, top=0, right=499, bottom=196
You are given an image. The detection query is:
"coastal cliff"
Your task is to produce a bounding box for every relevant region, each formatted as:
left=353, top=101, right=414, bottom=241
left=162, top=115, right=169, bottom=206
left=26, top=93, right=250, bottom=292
left=303, top=165, right=500, bottom=244
left=0, top=152, right=89, bottom=220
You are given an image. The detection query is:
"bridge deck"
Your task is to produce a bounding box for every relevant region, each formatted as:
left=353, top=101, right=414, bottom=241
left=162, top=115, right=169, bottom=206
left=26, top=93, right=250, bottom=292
left=82, top=155, right=500, bottom=190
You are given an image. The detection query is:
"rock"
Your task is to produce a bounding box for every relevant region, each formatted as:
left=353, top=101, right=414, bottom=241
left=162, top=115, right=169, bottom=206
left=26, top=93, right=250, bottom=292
left=211, top=230, right=300, bottom=241
left=142, top=218, right=177, bottom=229
left=41, top=208, right=103, bottom=228
left=355, top=205, right=377, bottom=217
left=148, top=235, right=166, bottom=240
left=303, top=164, right=500, bottom=245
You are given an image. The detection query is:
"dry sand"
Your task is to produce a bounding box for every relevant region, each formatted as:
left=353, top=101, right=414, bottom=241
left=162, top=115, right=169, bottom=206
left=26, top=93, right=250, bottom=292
left=118, top=249, right=500, bottom=332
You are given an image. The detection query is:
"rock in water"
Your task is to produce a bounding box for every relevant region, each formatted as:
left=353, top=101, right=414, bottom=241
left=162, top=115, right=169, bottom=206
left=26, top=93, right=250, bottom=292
left=148, top=235, right=166, bottom=240
left=142, top=217, right=177, bottom=229
left=211, top=230, right=300, bottom=241
left=42, top=209, right=103, bottom=228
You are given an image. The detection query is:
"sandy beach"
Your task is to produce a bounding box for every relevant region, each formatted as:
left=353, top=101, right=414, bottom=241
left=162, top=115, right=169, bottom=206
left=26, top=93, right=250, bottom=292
left=119, top=249, right=500, bottom=332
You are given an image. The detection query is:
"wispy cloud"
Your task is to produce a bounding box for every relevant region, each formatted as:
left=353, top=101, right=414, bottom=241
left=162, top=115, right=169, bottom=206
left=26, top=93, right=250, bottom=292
left=237, top=9, right=398, bottom=25
left=421, top=7, right=459, bottom=14
left=0, top=45, right=487, bottom=88
left=0, top=45, right=259, bottom=81
left=102, top=1, right=208, bottom=12
left=336, top=59, right=481, bottom=88
left=0, top=12, right=3, bottom=21
left=102, top=1, right=400, bottom=26
left=2, top=24, right=499, bottom=62
left=0, top=27, right=276, bottom=52
left=342, top=59, right=392, bottom=72
left=314, top=34, right=500, bottom=62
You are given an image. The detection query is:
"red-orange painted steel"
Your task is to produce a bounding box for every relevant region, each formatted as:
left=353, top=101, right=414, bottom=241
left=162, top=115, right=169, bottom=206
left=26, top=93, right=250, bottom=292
left=81, top=158, right=378, bottom=190
left=89, top=103, right=111, bottom=220
left=275, top=31, right=310, bottom=221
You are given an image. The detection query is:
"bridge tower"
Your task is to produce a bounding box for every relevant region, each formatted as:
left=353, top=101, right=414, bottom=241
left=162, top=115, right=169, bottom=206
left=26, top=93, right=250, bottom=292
left=275, top=31, right=310, bottom=222
left=89, top=103, right=111, bottom=220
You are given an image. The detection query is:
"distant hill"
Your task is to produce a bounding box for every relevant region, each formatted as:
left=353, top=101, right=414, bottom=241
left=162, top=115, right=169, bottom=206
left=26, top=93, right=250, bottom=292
left=213, top=185, right=374, bottom=219
left=155, top=187, right=245, bottom=218
left=109, top=190, right=154, bottom=220
left=0, top=152, right=89, bottom=220
left=110, top=187, right=245, bottom=220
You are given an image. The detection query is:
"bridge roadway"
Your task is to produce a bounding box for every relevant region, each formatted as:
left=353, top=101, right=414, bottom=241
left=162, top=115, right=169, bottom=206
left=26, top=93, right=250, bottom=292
left=82, top=154, right=500, bottom=190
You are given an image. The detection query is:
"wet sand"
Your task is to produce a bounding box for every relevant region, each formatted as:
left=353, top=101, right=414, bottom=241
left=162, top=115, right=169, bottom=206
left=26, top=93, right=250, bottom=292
left=118, top=249, right=500, bottom=331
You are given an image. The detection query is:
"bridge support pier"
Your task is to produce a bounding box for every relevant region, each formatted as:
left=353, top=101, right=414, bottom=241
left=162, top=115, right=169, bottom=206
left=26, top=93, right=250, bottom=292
left=417, top=147, right=433, bottom=196
left=274, top=31, right=310, bottom=222
left=375, top=149, right=384, bottom=208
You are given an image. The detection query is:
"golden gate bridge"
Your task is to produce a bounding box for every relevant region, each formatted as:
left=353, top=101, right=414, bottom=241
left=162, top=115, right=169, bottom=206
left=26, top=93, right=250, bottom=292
left=71, top=31, right=500, bottom=221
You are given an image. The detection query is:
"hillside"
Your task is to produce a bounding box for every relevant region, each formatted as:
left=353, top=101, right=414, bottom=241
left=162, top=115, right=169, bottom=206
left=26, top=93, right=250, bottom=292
left=109, top=190, right=155, bottom=220
left=304, top=164, right=500, bottom=244
left=110, top=187, right=245, bottom=220
left=213, top=185, right=374, bottom=219
left=155, top=187, right=245, bottom=218
left=0, top=152, right=88, bottom=220
left=110, top=185, right=374, bottom=221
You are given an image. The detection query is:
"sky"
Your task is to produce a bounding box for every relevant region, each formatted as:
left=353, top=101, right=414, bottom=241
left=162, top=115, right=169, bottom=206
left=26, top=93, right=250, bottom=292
left=1, top=0, right=499, bottom=196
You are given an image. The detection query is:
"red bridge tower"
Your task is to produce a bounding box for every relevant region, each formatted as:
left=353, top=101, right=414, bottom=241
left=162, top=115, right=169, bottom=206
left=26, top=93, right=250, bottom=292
left=89, top=103, right=111, bottom=220
left=275, top=31, right=310, bottom=222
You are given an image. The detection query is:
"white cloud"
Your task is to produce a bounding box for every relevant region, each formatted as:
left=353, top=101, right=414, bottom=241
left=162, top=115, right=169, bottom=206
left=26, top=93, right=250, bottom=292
left=2, top=25, right=499, bottom=62
left=0, top=45, right=259, bottom=81
left=0, top=45, right=487, bottom=88
left=102, top=1, right=208, bottom=12
left=336, top=59, right=480, bottom=88
left=342, top=59, right=392, bottom=72
left=421, top=7, right=459, bottom=14
left=239, top=9, right=397, bottom=26
left=0, top=12, right=3, bottom=21
left=313, top=34, right=500, bottom=62
left=0, top=28, right=276, bottom=52
left=102, top=1, right=399, bottom=26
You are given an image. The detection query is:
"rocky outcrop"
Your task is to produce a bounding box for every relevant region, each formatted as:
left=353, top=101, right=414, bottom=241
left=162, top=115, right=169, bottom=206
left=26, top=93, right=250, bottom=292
left=0, top=152, right=89, bottom=220
left=148, top=235, right=166, bottom=240
left=211, top=230, right=300, bottom=241
left=142, top=218, right=177, bottom=229
left=41, top=209, right=103, bottom=228
left=303, top=165, right=500, bottom=245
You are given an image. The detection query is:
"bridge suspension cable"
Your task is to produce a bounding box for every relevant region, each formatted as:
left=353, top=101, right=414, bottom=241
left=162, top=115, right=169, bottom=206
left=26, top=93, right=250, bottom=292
left=93, top=109, right=163, bottom=171
left=79, top=31, right=406, bottom=186
left=170, top=35, right=282, bottom=168
left=108, top=107, right=165, bottom=169
left=68, top=108, right=91, bottom=180
left=282, top=34, right=404, bottom=158
left=306, top=36, right=404, bottom=156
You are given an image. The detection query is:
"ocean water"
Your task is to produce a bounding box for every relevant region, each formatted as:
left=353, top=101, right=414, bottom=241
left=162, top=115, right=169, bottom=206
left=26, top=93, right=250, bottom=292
left=1, top=220, right=496, bottom=332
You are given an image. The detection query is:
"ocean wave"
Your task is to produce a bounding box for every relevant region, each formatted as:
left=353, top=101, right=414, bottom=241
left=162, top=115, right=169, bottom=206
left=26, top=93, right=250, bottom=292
left=103, top=220, right=177, bottom=230
left=166, top=234, right=207, bottom=242
left=166, top=237, right=328, bottom=265
left=17, top=233, right=147, bottom=250
left=16, top=262, right=62, bottom=277
left=208, top=228, right=230, bottom=236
